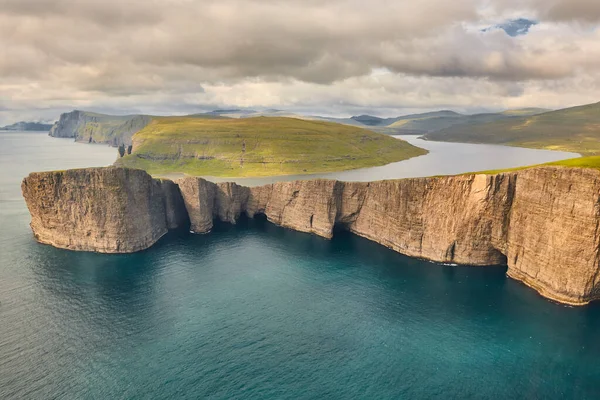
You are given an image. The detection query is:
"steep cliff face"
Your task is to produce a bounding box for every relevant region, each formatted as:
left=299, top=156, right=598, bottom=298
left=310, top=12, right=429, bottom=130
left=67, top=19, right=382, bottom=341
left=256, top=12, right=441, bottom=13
left=174, top=169, right=600, bottom=305
left=22, top=166, right=600, bottom=305
left=21, top=167, right=185, bottom=253
left=504, top=167, right=600, bottom=305
left=347, top=174, right=515, bottom=266
left=49, top=111, right=151, bottom=146
left=49, top=110, right=83, bottom=138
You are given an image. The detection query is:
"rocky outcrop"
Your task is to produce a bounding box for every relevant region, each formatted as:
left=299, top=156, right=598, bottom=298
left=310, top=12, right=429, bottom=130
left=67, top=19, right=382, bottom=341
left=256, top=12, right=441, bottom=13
left=22, top=166, right=600, bottom=305
left=21, top=167, right=187, bottom=253
left=49, top=110, right=152, bottom=146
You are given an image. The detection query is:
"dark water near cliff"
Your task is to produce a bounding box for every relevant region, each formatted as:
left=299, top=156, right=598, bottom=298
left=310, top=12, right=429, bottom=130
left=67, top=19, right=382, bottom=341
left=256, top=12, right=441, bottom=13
left=2, top=132, right=600, bottom=399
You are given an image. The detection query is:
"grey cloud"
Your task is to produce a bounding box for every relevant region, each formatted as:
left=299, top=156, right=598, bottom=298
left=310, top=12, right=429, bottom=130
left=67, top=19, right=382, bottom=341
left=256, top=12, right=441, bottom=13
left=497, top=0, right=600, bottom=22
left=0, top=0, right=163, bottom=27
left=0, top=0, right=599, bottom=124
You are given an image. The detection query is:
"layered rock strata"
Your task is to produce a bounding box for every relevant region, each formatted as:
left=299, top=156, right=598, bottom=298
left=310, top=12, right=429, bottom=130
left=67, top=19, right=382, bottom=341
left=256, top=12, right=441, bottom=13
left=22, top=167, right=185, bottom=253
left=22, top=166, right=600, bottom=305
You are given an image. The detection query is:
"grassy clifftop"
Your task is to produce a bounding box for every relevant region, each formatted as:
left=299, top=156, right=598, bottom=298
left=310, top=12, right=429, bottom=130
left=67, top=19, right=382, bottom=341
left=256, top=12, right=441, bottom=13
left=117, top=116, right=427, bottom=177
left=424, top=102, right=600, bottom=155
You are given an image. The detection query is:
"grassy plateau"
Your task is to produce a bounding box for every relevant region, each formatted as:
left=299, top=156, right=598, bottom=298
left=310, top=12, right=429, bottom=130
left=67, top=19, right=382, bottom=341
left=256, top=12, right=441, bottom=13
left=117, top=116, right=427, bottom=177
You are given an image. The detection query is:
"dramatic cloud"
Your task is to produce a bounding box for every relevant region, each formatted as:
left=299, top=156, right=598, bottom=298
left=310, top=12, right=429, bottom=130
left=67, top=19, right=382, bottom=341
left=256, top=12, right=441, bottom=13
left=0, top=0, right=599, bottom=123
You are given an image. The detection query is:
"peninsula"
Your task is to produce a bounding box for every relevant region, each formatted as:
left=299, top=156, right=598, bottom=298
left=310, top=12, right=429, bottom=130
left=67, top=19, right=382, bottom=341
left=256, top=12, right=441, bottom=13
left=22, top=165, right=600, bottom=306
left=116, top=116, right=426, bottom=177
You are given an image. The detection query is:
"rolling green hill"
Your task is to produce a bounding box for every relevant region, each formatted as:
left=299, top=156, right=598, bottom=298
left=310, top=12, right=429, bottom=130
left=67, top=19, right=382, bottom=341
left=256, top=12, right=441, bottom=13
left=375, top=108, right=548, bottom=135
left=424, top=102, right=600, bottom=155
left=117, top=116, right=427, bottom=177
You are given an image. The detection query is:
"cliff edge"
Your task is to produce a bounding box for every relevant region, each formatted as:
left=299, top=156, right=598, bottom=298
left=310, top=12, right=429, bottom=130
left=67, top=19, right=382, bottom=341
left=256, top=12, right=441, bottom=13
left=49, top=111, right=152, bottom=146
left=22, top=167, right=187, bottom=253
left=22, top=166, right=600, bottom=305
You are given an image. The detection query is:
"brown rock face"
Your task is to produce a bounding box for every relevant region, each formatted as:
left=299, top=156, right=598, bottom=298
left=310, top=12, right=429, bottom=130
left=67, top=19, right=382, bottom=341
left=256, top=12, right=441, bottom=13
left=504, top=167, right=600, bottom=305
left=21, top=167, right=185, bottom=253
left=176, top=177, right=217, bottom=233
left=158, top=179, right=189, bottom=230
left=347, top=174, right=514, bottom=266
left=21, top=166, right=600, bottom=305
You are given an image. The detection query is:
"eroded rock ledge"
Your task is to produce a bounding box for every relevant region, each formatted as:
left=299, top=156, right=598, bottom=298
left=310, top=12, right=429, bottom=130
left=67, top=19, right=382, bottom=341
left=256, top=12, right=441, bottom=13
left=22, top=166, right=600, bottom=306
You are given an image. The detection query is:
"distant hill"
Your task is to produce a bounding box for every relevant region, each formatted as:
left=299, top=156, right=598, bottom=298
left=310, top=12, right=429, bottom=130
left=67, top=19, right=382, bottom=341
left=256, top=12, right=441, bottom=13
left=344, top=111, right=462, bottom=128
left=117, top=116, right=427, bottom=177
left=47, top=106, right=555, bottom=149
left=376, top=108, right=548, bottom=135
left=501, top=108, right=550, bottom=116
left=423, top=102, right=600, bottom=155
left=1, top=121, right=54, bottom=131
left=312, top=109, right=548, bottom=135
left=187, top=108, right=550, bottom=134
left=49, top=110, right=231, bottom=146
left=49, top=111, right=153, bottom=146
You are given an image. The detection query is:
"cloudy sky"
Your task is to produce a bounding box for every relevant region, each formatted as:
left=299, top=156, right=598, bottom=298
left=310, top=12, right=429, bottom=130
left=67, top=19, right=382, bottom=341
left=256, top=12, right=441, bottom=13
left=1, top=0, right=600, bottom=124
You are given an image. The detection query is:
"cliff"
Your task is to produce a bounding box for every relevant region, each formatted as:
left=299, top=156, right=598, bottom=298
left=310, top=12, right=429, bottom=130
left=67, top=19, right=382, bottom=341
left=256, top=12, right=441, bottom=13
left=49, top=111, right=152, bottom=146
left=22, top=166, right=600, bottom=306
left=21, top=167, right=187, bottom=253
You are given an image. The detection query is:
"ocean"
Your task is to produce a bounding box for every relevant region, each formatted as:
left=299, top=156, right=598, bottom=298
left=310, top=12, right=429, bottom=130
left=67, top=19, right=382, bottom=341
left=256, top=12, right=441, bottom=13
left=1, top=132, right=599, bottom=399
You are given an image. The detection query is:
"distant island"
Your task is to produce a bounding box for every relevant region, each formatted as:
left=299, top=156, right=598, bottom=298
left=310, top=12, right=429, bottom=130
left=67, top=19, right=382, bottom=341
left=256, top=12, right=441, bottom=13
left=1, top=121, right=54, bottom=131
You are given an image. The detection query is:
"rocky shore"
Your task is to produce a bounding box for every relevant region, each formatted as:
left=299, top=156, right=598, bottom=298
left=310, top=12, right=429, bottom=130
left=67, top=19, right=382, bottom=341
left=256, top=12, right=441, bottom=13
left=22, top=166, right=600, bottom=306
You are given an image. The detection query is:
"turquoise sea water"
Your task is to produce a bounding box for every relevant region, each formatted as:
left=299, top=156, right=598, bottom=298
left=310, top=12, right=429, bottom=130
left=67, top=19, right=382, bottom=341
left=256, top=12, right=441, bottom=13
left=1, top=133, right=600, bottom=399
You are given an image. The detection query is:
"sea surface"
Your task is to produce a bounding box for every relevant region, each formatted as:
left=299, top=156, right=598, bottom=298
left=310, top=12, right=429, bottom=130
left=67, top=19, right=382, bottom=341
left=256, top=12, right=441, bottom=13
left=1, top=132, right=599, bottom=399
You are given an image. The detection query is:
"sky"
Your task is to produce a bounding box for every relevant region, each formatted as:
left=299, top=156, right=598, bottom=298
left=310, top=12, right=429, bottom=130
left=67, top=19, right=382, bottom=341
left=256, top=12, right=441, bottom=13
left=1, top=0, right=600, bottom=124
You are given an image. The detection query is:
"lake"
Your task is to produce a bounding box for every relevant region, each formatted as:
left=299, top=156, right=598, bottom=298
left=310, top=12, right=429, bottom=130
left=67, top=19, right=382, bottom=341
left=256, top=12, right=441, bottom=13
left=1, top=132, right=598, bottom=399
left=203, top=135, right=579, bottom=186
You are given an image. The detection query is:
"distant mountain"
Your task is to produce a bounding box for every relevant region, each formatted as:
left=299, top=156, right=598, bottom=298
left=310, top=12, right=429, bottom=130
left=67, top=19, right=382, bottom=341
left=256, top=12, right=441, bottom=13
left=423, top=102, right=600, bottom=155
left=350, top=115, right=385, bottom=126
left=372, top=108, right=549, bottom=135
left=47, top=106, right=558, bottom=148
left=0, top=121, right=54, bottom=131
left=194, top=108, right=553, bottom=137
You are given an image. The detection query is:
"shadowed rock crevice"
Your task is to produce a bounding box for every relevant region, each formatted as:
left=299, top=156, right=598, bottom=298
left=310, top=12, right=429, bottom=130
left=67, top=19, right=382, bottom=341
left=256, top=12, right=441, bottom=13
left=21, top=166, right=600, bottom=306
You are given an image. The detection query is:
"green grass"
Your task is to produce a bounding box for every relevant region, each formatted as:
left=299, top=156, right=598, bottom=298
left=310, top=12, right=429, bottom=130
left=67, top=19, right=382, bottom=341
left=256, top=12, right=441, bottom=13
left=424, top=102, right=600, bottom=156
left=116, top=116, right=427, bottom=177
left=470, top=156, right=600, bottom=175
left=547, top=156, right=600, bottom=169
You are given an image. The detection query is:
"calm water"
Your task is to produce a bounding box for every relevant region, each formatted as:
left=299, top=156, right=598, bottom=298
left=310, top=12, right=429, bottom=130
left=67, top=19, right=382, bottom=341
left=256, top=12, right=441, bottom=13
left=204, top=136, right=579, bottom=186
left=1, top=132, right=600, bottom=399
